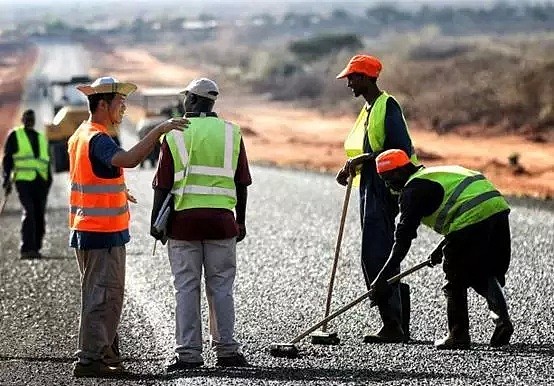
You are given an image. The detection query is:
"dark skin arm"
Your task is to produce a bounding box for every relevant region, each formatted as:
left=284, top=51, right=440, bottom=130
left=111, top=118, right=188, bottom=168
left=235, top=184, right=248, bottom=242
left=336, top=152, right=380, bottom=186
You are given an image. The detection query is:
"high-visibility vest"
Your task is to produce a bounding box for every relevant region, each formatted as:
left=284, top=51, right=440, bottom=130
left=12, top=126, right=50, bottom=181
left=67, top=121, right=129, bottom=232
left=406, top=166, right=510, bottom=235
left=344, top=92, right=418, bottom=185
left=165, top=117, right=241, bottom=211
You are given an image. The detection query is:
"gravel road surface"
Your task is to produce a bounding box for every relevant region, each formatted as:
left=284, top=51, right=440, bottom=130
left=0, top=39, right=553, bottom=386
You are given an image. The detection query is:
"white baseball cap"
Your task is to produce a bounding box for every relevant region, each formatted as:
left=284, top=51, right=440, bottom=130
left=180, top=78, right=219, bottom=101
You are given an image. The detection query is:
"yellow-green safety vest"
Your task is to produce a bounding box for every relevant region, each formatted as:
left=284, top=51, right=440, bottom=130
left=407, top=166, right=510, bottom=235
left=344, top=91, right=418, bottom=185
left=12, top=126, right=50, bottom=181
left=166, top=117, right=241, bottom=211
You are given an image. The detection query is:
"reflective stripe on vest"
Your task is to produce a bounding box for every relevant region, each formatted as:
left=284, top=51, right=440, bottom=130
left=407, top=166, right=510, bottom=235
left=68, top=121, right=129, bottom=232
left=166, top=117, right=240, bottom=211
left=12, top=127, right=50, bottom=181
left=343, top=92, right=417, bottom=186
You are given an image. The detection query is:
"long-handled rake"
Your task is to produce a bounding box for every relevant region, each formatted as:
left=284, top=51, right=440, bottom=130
left=0, top=191, right=10, bottom=215
left=269, top=258, right=433, bottom=358
left=310, top=175, right=353, bottom=345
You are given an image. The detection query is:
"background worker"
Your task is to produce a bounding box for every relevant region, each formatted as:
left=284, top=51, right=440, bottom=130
left=335, top=54, right=418, bottom=343
left=369, top=149, right=513, bottom=349
left=2, top=109, right=51, bottom=259
left=150, top=78, right=252, bottom=372
left=69, top=76, right=187, bottom=378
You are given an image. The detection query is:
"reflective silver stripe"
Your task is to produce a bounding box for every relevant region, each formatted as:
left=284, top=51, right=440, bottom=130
left=172, top=131, right=189, bottom=170
left=175, top=170, right=185, bottom=181
left=172, top=130, right=190, bottom=194
left=223, top=121, right=233, bottom=169
left=13, top=157, right=48, bottom=165
left=71, top=183, right=126, bottom=193
left=434, top=174, right=486, bottom=233
left=452, top=190, right=502, bottom=219
left=13, top=156, right=38, bottom=160
left=71, top=204, right=129, bottom=217
left=188, top=165, right=234, bottom=178
left=177, top=185, right=236, bottom=198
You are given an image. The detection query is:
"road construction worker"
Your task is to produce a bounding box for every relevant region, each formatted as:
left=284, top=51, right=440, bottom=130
left=369, top=149, right=513, bottom=349
left=69, top=76, right=188, bottom=378
left=2, top=109, right=52, bottom=259
left=335, top=54, right=418, bottom=343
left=150, top=78, right=252, bottom=372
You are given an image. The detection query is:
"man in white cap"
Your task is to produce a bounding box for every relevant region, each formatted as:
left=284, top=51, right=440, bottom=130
left=151, top=77, right=252, bottom=371
left=69, top=76, right=189, bottom=378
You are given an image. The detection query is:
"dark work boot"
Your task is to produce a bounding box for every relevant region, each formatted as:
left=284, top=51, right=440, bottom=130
left=400, top=283, right=411, bottom=342
left=435, top=287, right=470, bottom=350
left=364, top=286, right=405, bottom=344
left=482, top=277, right=514, bottom=347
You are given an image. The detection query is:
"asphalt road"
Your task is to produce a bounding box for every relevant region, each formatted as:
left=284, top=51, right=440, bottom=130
left=1, top=40, right=553, bottom=386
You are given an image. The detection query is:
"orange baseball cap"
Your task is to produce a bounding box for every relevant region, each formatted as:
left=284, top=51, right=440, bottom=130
left=336, top=55, right=383, bottom=79
left=376, top=149, right=411, bottom=174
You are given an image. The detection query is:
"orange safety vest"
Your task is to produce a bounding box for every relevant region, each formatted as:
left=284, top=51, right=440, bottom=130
left=68, top=121, right=129, bottom=232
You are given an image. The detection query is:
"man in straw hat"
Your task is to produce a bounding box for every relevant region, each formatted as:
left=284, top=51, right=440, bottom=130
left=335, top=55, right=418, bottom=343
left=69, top=76, right=188, bottom=378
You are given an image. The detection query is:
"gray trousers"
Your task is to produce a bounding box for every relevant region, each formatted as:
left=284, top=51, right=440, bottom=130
left=75, top=246, right=126, bottom=364
left=168, top=238, right=240, bottom=362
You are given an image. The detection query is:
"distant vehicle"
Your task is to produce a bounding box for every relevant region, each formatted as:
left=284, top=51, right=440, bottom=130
left=136, top=87, right=184, bottom=168
left=48, top=75, right=91, bottom=115
left=44, top=75, right=120, bottom=173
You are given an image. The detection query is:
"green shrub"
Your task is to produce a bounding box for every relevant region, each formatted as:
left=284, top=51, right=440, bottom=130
left=288, top=33, right=363, bottom=62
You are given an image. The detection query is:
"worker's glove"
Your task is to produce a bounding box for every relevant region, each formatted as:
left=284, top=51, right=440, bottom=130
left=236, top=223, right=246, bottom=243
left=368, top=276, right=391, bottom=307
left=335, top=166, right=349, bottom=186
left=150, top=226, right=167, bottom=245
left=429, top=242, right=445, bottom=267
left=2, top=180, right=12, bottom=196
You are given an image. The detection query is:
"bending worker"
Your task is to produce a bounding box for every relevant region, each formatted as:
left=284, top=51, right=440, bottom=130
left=151, top=78, right=252, bottom=372
left=335, top=54, right=418, bottom=343
left=69, top=76, right=187, bottom=378
left=2, top=109, right=52, bottom=259
left=369, top=149, right=513, bottom=349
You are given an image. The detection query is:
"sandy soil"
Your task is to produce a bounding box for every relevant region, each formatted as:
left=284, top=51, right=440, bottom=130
left=2, top=43, right=553, bottom=199
left=88, top=46, right=554, bottom=199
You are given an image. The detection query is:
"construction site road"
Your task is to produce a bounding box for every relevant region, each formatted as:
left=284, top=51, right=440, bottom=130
left=1, top=39, right=554, bottom=386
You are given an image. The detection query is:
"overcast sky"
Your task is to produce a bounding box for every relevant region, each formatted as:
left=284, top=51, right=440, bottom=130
left=0, top=0, right=536, bottom=25
left=0, top=0, right=524, bottom=5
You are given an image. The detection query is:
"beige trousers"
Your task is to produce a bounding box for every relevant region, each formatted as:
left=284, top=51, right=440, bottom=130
left=75, top=246, right=126, bottom=364
left=168, top=238, right=240, bottom=362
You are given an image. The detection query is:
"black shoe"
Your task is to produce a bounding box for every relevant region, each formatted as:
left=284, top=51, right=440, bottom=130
left=20, top=251, right=41, bottom=259
left=490, top=318, right=514, bottom=347
left=215, top=353, right=250, bottom=367
left=73, top=360, right=126, bottom=378
left=434, top=333, right=471, bottom=350
left=363, top=325, right=405, bottom=344
left=165, top=356, right=204, bottom=373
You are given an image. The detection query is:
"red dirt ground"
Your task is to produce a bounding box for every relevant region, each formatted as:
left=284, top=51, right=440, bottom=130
left=2, top=43, right=553, bottom=200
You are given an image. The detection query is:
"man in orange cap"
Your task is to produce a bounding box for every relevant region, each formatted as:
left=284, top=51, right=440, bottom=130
left=335, top=55, right=418, bottom=343
left=369, top=149, right=513, bottom=350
